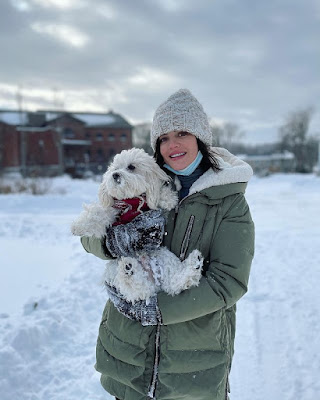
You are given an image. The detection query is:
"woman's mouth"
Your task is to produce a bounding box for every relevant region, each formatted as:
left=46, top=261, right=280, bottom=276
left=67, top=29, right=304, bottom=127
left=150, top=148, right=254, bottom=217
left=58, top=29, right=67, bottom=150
left=169, top=152, right=186, bottom=159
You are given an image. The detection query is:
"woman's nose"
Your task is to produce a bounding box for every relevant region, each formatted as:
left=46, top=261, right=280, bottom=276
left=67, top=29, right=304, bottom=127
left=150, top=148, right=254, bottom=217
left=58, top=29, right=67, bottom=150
left=168, top=138, right=179, bottom=149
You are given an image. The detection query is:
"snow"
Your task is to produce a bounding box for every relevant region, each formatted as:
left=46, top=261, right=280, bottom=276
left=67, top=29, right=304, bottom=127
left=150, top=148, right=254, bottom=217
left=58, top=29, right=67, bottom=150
left=74, top=113, right=116, bottom=126
left=1, top=173, right=320, bottom=400
left=61, top=138, right=91, bottom=145
left=240, top=150, right=295, bottom=161
left=0, top=111, right=116, bottom=128
left=0, top=111, right=28, bottom=125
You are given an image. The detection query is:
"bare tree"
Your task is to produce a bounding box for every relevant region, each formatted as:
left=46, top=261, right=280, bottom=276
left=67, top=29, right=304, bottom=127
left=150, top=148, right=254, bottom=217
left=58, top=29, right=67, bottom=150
left=132, top=123, right=153, bottom=154
left=211, top=122, right=245, bottom=151
left=279, top=107, right=316, bottom=172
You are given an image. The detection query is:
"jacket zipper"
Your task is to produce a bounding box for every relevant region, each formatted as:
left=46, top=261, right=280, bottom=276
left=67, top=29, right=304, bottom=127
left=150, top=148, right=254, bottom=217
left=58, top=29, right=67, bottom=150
left=147, top=322, right=161, bottom=399
left=179, top=215, right=195, bottom=261
left=225, top=374, right=229, bottom=400
left=148, top=196, right=195, bottom=398
left=224, top=315, right=231, bottom=399
left=147, top=198, right=189, bottom=399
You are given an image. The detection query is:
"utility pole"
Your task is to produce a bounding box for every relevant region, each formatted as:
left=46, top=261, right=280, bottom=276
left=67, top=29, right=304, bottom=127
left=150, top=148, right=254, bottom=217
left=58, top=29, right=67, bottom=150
left=17, top=86, right=26, bottom=177
left=53, top=87, right=65, bottom=110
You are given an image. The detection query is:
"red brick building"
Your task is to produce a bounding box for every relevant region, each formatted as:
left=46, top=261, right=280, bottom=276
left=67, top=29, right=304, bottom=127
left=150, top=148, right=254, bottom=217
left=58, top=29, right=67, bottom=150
left=0, top=110, right=133, bottom=177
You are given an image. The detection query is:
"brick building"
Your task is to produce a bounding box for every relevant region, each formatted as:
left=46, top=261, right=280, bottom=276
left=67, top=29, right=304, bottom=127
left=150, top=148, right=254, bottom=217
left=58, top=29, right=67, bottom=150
left=0, top=110, right=133, bottom=177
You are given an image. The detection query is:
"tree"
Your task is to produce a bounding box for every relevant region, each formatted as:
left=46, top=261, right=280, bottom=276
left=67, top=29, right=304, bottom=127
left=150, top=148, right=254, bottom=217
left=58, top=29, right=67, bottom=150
left=279, top=107, right=316, bottom=172
left=132, top=123, right=153, bottom=154
left=211, top=122, right=245, bottom=152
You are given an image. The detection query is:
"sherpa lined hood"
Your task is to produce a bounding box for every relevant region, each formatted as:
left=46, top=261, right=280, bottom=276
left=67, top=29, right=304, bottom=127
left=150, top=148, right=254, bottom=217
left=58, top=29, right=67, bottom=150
left=174, top=147, right=253, bottom=199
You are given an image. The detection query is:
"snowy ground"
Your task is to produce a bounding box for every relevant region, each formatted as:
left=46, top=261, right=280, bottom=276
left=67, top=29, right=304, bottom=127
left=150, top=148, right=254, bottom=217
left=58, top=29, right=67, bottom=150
left=0, top=173, right=319, bottom=400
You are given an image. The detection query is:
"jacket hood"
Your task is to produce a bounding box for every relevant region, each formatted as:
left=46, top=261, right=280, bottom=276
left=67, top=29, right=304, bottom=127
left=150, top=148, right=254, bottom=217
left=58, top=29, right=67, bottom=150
left=175, top=147, right=253, bottom=200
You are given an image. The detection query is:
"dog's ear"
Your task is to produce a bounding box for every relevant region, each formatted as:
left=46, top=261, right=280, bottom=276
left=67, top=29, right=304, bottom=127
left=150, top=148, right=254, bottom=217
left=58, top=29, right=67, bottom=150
left=145, top=164, right=171, bottom=209
left=98, top=181, right=114, bottom=208
left=158, top=181, right=178, bottom=211
left=145, top=178, right=162, bottom=209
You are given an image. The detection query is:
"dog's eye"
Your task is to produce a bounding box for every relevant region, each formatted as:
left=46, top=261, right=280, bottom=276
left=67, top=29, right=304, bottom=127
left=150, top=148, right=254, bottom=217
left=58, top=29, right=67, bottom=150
left=127, top=164, right=135, bottom=171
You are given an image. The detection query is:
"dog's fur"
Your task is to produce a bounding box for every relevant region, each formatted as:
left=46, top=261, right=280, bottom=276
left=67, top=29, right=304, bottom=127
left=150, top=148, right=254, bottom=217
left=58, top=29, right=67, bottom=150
left=104, top=248, right=203, bottom=303
left=71, top=148, right=203, bottom=303
left=71, top=148, right=177, bottom=238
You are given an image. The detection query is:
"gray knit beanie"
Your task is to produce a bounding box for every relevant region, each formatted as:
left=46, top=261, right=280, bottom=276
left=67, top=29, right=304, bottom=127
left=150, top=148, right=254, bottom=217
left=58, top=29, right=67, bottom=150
left=150, top=88, right=212, bottom=150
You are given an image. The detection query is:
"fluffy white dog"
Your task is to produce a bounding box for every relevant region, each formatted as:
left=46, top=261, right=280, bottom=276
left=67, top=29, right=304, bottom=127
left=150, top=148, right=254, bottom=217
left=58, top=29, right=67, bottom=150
left=71, top=148, right=203, bottom=303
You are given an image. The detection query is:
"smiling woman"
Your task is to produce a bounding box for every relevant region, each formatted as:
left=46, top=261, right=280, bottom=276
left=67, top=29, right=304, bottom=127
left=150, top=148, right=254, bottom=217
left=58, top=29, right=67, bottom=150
left=158, top=131, right=199, bottom=170
left=82, top=89, right=255, bottom=400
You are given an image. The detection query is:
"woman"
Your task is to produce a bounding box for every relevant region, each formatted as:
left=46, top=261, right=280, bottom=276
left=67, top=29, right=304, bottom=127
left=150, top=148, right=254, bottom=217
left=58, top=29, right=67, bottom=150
left=81, top=89, right=255, bottom=400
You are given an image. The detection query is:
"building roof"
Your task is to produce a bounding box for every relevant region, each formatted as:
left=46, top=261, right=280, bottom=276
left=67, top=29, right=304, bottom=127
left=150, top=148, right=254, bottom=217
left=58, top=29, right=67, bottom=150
left=0, top=110, right=29, bottom=126
left=0, top=109, right=133, bottom=129
left=42, top=110, right=132, bottom=128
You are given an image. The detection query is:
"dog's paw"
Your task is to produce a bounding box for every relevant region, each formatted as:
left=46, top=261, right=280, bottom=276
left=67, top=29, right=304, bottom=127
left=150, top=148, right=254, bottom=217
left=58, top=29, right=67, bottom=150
left=124, top=261, right=133, bottom=276
left=192, top=250, right=204, bottom=271
left=178, top=250, right=203, bottom=290
left=71, top=203, right=116, bottom=238
left=159, top=249, right=204, bottom=296
left=116, top=257, right=157, bottom=303
left=186, top=249, right=204, bottom=271
left=118, top=257, right=136, bottom=276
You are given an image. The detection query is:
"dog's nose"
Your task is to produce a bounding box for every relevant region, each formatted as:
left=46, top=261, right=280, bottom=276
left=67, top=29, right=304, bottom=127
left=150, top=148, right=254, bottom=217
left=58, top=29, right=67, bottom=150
left=112, top=173, right=121, bottom=182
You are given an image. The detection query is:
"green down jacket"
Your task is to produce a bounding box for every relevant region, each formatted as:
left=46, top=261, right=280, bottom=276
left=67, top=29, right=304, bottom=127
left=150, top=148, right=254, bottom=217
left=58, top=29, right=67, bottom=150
left=81, top=148, right=255, bottom=400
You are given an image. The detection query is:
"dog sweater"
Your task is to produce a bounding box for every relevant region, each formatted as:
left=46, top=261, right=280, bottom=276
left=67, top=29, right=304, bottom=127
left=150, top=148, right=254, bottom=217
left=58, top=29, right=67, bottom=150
left=112, top=195, right=150, bottom=226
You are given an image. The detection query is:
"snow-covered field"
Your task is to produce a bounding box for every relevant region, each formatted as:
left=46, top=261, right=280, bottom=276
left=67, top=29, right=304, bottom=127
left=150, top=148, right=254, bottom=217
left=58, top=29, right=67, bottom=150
left=0, top=173, right=319, bottom=400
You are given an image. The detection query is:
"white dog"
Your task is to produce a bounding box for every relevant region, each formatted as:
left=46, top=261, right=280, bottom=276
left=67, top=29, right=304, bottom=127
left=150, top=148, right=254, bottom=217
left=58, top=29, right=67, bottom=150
left=71, top=148, right=203, bottom=303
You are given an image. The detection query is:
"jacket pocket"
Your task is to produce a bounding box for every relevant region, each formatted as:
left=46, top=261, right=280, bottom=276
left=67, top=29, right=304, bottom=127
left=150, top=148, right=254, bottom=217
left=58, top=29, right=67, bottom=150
left=179, top=215, right=195, bottom=261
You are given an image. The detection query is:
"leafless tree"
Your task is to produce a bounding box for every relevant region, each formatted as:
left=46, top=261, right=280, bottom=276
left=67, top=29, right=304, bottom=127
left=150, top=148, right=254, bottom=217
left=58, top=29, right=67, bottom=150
left=279, top=107, right=317, bottom=172
left=132, top=123, right=153, bottom=154
left=211, top=122, right=245, bottom=151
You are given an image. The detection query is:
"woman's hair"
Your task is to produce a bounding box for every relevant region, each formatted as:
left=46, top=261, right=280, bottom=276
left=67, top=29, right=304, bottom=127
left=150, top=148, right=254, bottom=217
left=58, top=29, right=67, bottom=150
left=154, top=134, right=221, bottom=173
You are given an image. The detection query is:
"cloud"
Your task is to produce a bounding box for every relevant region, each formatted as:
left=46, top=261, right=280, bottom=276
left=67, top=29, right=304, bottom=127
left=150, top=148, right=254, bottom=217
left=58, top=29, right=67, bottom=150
left=154, top=0, right=186, bottom=12
left=127, top=67, right=180, bottom=90
left=31, top=22, right=89, bottom=48
left=10, top=0, right=87, bottom=11
left=0, top=0, right=319, bottom=144
left=31, top=0, right=86, bottom=10
left=10, top=0, right=31, bottom=12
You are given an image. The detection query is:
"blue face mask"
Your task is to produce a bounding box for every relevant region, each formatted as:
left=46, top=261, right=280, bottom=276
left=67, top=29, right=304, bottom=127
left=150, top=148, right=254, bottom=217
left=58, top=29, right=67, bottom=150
left=164, top=151, right=203, bottom=176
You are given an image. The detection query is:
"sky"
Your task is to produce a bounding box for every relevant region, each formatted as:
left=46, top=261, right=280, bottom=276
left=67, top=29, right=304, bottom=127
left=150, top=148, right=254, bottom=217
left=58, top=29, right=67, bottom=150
left=0, top=0, right=319, bottom=144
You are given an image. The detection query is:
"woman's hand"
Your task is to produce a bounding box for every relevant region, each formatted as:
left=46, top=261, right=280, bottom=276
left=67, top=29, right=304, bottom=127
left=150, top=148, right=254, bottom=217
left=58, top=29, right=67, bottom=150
left=105, top=210, right=165, bottom=257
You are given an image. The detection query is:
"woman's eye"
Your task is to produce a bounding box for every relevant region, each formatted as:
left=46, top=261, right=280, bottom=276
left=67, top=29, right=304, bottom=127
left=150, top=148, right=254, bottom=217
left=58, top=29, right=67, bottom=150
left=159, top=137, right=167, bottom=143
left=178, top=131, right=188, bottom=137
left=127, top=164, right=135, bottom=171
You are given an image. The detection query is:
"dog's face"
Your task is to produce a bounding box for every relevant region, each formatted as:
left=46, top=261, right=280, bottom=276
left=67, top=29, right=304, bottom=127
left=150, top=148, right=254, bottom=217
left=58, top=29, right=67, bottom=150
left=99, top=148, right=172, bottom=209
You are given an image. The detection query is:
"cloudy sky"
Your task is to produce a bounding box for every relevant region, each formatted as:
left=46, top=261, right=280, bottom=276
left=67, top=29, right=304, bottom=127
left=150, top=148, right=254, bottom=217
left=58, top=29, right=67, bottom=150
left=1, top=0, right=319, bottom=144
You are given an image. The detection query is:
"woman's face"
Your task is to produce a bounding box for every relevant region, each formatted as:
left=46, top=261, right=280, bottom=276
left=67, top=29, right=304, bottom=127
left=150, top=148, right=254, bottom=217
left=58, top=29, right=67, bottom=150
left=159, top=131, right=199, bottom=170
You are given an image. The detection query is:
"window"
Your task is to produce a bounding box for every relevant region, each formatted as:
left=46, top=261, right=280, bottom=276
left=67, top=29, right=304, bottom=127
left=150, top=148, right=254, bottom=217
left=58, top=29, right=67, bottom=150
left=120, top=133, right=127, bottom=143
left=108, top=133, right=115, bottom=142
left=85, top=132, right=90, bottom=139
left=96, top=132, right=103, bottom=141
left=63, top=127, right=75, bottom=138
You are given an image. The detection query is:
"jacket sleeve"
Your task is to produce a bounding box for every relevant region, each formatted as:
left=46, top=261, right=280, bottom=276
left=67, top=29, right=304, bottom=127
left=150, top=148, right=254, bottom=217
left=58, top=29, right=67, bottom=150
left=157, top=193, right=255, bottom=325
left=80, top=236, right=115, bottom=261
